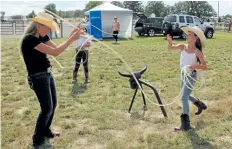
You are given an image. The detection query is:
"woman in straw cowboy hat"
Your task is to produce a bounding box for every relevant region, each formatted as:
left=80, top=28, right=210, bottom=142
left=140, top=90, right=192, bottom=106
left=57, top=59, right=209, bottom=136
left=20, top=12, right=83, bottom=148
left=167, top=26, right=208, bottom=131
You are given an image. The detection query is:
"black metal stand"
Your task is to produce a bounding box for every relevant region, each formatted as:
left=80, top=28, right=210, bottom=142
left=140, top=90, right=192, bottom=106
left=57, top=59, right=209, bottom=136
left=128, top=85, right=148, bottom=113
left=119, top=65, right=168, bottom=117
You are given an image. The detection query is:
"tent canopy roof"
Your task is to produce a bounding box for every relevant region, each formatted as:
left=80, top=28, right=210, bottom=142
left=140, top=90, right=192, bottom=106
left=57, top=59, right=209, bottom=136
left=85, top=3, right=133, bottom=14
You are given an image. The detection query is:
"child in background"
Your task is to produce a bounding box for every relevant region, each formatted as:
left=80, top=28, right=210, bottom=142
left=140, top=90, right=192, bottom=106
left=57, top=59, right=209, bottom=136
left=72, top=25, right=91, bottom=84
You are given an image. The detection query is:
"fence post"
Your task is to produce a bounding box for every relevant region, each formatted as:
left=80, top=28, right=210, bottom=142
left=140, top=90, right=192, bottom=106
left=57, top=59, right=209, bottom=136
left=60, top=20, right=63, bottom=38
left=13, top=22, right=15, bottom=34
left=23, top=21, right=24, bottom=33
left=48, top=30, right=53, bottom=39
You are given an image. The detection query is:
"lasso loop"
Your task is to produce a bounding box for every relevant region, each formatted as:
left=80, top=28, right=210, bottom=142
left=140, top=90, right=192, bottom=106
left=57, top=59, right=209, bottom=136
left=134, top=65, right=205, bottom=107
left=73, top=35, right=92, bottom=65
left=181, top=65, right=205, bottom=91
left=88, top=23, right=131, bottom=38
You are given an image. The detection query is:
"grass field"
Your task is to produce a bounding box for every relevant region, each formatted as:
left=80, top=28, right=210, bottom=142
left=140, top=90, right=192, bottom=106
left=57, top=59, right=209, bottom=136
left=1, top=32, right=232, bottom=149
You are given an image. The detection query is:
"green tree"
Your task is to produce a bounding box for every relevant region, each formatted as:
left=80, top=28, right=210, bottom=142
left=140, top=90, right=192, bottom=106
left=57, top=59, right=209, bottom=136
left=173, top=2, right=188, bottom=14
left=44, top=3, right=57, bottom=15
left=58, top=10, right=64, bottom=17
left=173, top=1, right=216, bottom=18
left=84, top=1, right=103, bottom=11
left=26, top=10, right=36, bottom=18
left=145, top=1, right=165, bottom=17
left=123, top=1, right=144, bottom=13
left=163, top=5, right=176, bottom=16
left=224, top=14, right=232, bottom=22
left=111, top=1, right=124, bottom=8
left=186, top=1, right=216, bottom=17
left=74, top=10, right=84, bottom=18
left=64, top=10, right=75, bottom=18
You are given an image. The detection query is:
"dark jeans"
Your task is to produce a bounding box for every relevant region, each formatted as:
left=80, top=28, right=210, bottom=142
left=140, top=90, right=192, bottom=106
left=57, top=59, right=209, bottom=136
left=28, top=71, right=57, bottom=145
left=73, top=50, right=89, bottom=79
left=113, top=31, right=119, bottom=42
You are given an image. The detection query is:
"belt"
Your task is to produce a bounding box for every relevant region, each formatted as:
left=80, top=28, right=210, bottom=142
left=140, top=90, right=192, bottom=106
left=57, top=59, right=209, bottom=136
left=76, top=48, right=88, bottom=51
left=181, top=70, right=197, bottom=75
left=28, top=67, right=52, bottom=77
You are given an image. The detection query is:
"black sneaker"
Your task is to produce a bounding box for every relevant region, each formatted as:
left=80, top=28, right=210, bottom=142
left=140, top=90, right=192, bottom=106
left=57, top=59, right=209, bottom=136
left=45, top=131, right=60, bottom=139
left=32, top=140, right=52, bottom=149
left=72, top=79, right=77, bottom=84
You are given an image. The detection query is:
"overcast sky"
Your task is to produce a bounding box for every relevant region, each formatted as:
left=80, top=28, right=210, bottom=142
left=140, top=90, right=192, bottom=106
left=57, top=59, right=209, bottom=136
left=1, top=1, right=231, bottom=16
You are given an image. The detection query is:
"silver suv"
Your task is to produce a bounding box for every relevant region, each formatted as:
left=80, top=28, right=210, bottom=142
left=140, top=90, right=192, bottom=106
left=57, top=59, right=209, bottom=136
left=162, top=14, right=215, bottom=38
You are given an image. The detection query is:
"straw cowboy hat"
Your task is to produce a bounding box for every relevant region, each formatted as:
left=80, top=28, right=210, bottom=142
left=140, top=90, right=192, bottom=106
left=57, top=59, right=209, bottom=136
left=180, top=26, right=206, bottom=47
left=28, top=12, right=59, bottom=33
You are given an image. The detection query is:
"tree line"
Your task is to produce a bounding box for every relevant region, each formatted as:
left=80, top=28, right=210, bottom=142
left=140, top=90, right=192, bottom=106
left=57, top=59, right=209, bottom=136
left=1, top=1, right=232, bottom=21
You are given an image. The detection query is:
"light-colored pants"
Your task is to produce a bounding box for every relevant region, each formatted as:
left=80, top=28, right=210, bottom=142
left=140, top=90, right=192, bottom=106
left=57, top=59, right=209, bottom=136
left=181, top=71, right=198, bottom=115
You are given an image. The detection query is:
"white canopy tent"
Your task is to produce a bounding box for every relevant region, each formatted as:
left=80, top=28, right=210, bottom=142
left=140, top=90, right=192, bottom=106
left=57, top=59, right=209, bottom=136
left=85, top=3, right=133, bottom=38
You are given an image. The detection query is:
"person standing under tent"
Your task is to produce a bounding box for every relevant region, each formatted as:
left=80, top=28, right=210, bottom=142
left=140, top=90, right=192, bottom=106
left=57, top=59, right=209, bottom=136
left=112, top=16, right=120, bottom=44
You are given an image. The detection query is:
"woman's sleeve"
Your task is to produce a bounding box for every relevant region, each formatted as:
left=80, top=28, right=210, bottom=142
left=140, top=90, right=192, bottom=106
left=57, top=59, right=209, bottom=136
left=43, top=34, right=50, bottom=42
left=25, top=35, right=42, bottom=49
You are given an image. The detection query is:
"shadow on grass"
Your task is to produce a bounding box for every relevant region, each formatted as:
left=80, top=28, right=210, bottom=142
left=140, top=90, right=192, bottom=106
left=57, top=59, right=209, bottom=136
left=130, top=110, right=146, bottom=120
left=92, top=37, right=134, bottom=42
left=135, top=34, right=165, bottom=38
left=186, top=129, right=217, bottom=149
left=70, top=82, right=87, bottom=97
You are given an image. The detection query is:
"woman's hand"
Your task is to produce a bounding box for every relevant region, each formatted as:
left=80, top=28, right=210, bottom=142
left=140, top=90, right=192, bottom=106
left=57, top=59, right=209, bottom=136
left=189, top=65, right=195, bottom=71
left=69, top=30, right=84, bottom=42
left=83, top=42, right=90, bottom=48
left=69, top=27, right=79, bottom=37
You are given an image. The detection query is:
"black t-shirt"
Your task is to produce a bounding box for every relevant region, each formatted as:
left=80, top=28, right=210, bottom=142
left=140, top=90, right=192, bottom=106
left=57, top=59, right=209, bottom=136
left=21, top=35, right=51, bottom=75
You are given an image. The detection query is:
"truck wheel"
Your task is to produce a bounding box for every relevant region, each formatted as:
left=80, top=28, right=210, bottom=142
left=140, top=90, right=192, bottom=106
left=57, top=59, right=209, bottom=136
left=162, top=21, right=172, bottom=35
left=180, top=31, right=187, bottom=39
left=205, top=29, right=213, bottom=38
left=148, top=29, right=155, bottom=37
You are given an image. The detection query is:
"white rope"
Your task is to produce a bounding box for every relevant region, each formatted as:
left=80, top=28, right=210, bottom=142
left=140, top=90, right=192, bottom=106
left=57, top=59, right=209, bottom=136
left=89, top=23, right=131, bottom=38
left=50, top=56, right=65, bottom=68
left=27, top=6, right=206, bottom=107
left=181, top=65, right=205, bottom=91
left=73, top=35, right=92, bottom=65
left=135, top=65, right=205, bottom=107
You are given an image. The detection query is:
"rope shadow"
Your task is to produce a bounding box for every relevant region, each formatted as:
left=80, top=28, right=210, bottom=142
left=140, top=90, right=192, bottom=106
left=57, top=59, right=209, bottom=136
left=186, top=129, right=217, bottom=149
left=70, top=82, right=87, bottom=97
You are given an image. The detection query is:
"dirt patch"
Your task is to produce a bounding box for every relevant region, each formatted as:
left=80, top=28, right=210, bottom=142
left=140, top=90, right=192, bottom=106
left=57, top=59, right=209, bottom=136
left=73, top=136, right=106, bottom=149
left=107, top=130, right=126, bottom=140
left=16, top=107, right=29, bottom=116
